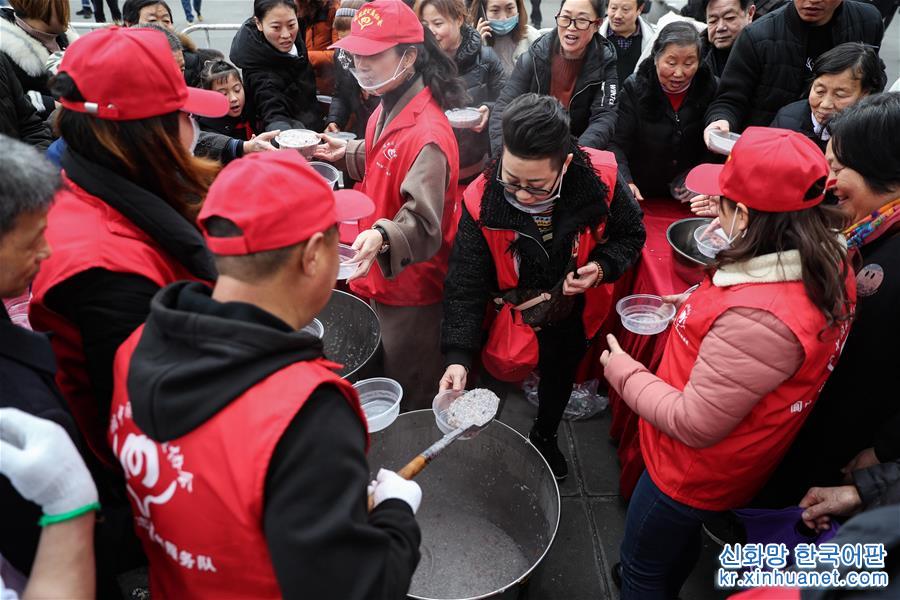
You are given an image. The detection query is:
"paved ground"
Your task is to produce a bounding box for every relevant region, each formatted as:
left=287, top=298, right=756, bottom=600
left=489, top=386, right=732, bottom=600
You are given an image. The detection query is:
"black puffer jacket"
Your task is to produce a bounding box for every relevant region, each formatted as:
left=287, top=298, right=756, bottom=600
left=442, top=148, right=645, bottom=367
left=770, top=98, right=827, bottom=151
left=230, top=18, right=321, bottom=132
left=610, top=59, right=719, bottom=199
left=489, top=30, right=619, bottom=153
left=0, top=52, right=51, bottom=150
left=454, top=25, right=506, bottom=178
left=705, top=1, right=883, bottom=130
left=0, top=7, right=73, bottom=119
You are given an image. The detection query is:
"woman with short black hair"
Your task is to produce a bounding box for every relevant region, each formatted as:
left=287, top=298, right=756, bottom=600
left=609, top=21, right=717, bottom=201
left=771, top=42, right=887, bottom=152
left=442, top=93, right=645, bottom=479
left=756, top=93, right=900, bottom=509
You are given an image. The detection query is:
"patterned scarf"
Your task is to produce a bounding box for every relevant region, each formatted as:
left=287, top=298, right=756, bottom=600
left=844, top=198, right=900, bottom=248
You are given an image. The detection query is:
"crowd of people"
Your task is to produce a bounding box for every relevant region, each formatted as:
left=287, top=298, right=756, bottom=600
left=1, top=0, right=899, bottom=598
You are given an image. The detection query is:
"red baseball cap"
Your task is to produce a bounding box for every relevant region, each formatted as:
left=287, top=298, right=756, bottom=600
left=58, top=27, right=227, bottom=120
left=199, top=151, right=375, bottom=256
left=686, top=127, right=828, bottom=213
left=329, top=0, right=424, bottom=56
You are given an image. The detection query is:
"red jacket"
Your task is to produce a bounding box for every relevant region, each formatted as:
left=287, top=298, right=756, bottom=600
left=462, top=148, right=619, bottom=339
left=642, top=275, right=855, bottom=510
left=350, top=86, right=460, bottom=306
left=29, top=176, right=201, bottom=466
left=108, top=326, right=367, bottom=599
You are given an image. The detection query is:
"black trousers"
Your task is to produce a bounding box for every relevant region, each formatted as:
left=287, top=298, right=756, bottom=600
left=531, top=0, right=542, bottom=28
left=533, top=313, right=588, bottom=438
left=91, top=0, right=121, bottom=22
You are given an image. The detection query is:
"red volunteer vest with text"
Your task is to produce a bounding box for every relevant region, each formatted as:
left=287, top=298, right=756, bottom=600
left=29, top=176, right=201, bottom=467
left=349, top=86, right=460, bottom=306
left=108, top=327, right=368, bottom=599
left=462, top=148, right=619, bottom=339
left=642, top=274, right=855, bottom=511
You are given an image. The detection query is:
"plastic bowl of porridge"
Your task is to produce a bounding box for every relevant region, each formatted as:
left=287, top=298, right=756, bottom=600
left=445, top=107, right=482, bottom=129
left=275, top=128, right=320, bottom=159
left=616, top=295, right=677, bottom=336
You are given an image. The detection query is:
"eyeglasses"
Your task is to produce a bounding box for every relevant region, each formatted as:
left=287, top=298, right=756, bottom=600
left=554, top=14, right=600, bottom=30
left=495, top=160, right=564, bottom=198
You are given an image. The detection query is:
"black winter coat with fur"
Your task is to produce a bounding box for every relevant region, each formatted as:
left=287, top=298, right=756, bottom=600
left=441, top=149, right=645, bottom=368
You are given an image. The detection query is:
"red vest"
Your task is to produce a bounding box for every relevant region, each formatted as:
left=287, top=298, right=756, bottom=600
left=108, top=326, right=368, bottom=599
left=29, top=176, right=202, bottom=467
left=642, top=274, right=855, bottom=511
left=349, top=86, right=460, bottom=306
left=462, top=148, right=619, bottom=339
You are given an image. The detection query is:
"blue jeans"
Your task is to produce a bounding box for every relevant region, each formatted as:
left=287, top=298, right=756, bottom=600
left=180, top=0, right=202, bottom=20
left=620, top=471, right=721, bottom=599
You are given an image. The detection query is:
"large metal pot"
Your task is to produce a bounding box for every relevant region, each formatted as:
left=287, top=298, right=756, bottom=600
left=369, top=411, right=560, bottom=600
left=315, top=289, right=381, bottom=381
left=666, top=218, right=715, bottom=285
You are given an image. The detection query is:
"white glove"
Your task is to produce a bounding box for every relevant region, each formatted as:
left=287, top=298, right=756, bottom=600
left=371, top=468, right=422, bottom=514
left=0, top=408, right=99, bottom=518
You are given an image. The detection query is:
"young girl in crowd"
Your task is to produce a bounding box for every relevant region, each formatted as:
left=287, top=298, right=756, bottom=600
left=325, top=0, right=378, bottom=138
left=468, top=0, right=540, bottom=76
left=488, top=0, right=619, bottom=153
left=610, top=22, right=718, bottom=201
left=601, top=127, right=856, bottom=598
left=230, top=0, right=321, bottom=132
left=771, top=42, right=887, bottom=152
left=198, top=59, right=260, bottom=141
left=315, top=0, right=464, bottom=411
left=417, top=0, right=506, bottom=186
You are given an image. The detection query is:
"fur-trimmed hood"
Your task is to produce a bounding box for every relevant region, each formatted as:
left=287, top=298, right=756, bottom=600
left=0, top=8, right=77, bottom=77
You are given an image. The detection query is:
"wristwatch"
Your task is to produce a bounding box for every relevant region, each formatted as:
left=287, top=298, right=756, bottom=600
left=373, top=225, right=390, bottom=254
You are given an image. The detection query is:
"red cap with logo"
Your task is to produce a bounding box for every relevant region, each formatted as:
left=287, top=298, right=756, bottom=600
left=686, top=127, right=828, bottom=213
left=199, top=151, right=375, bottom=256
left=329, top=0, right=424, bottom=56
left=57, top=27, right=228, bottom=120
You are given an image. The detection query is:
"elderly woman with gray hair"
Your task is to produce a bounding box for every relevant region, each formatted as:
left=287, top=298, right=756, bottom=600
left=608, top=21, right=718, bottom=202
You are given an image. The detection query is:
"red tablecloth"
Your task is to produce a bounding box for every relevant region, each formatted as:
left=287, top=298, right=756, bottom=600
left=588, top=199, right=698, bottom=499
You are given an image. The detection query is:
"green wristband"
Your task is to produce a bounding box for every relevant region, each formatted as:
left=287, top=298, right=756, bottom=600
left=38, top=502, right=101, bottom=527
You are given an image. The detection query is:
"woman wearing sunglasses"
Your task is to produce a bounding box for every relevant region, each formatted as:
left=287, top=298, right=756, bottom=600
left=488, top=0, right=619, bottom=153
left=441, top=94, right=645, bottom=480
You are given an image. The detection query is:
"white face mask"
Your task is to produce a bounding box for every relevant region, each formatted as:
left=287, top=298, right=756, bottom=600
left=501, top=167, right=566, bottom=214
left=720, top=207, right=742, bottom=249
left=342, top=49, right=412, bottom=96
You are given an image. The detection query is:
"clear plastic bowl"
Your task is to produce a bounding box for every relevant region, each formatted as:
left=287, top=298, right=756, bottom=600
left=616, top=295, right=676, bottom=336
left=354, top=377, right=403, bottom=433
left=693, top=224, right=730, bottom=258
left=300, top=318, right=324, bottom=338
left=709, top=130, right=741, bottom=155
left=309, top=161, right=340, bottom=189
left=316, top=94, right=333, bottom=105
left=331, top=131, right=357, bottom=141
left=337, top=244, right=359, bottom=280
left=433, top=389, right=481, bottom=440
left=275, top=129, right=319, bottom=159
left=445, top=107, right=482, bottom=129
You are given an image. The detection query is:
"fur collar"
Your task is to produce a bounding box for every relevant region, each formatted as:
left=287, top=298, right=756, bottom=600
left=0, top=15, right=50, bottom=77
left=713, top=250, right=803, bottom=287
